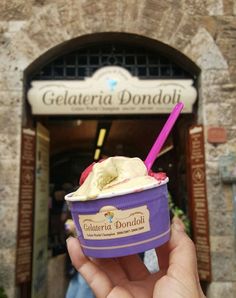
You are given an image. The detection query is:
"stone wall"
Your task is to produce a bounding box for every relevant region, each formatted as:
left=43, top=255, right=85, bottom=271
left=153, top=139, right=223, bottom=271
left=47, top=254, right=68, bottom=298
left=0, top=1, right=236, bottom=297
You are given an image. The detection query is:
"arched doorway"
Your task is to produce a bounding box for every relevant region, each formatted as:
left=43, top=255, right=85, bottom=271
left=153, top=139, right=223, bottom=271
left=24, top=32, right=200, bottom=297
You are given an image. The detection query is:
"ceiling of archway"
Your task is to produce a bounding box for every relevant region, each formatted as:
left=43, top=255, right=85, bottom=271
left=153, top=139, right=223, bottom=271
left=47, top=118, right=170, bottom=160
left=45, top=115, right=191, bottom=188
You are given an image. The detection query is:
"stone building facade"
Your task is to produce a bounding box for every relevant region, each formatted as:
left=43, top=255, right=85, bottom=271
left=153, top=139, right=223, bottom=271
left=0, top=1, right=236, bottom=297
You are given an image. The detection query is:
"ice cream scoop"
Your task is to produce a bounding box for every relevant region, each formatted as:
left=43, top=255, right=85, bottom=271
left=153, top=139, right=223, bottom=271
left=71, top=156, right=168, bottom=201
left=65, top=156, right=170, bottom=258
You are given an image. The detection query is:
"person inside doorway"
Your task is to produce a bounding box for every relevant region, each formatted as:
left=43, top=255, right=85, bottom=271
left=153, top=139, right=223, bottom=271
left=63, top=215, right=95, bottom=298
left=61, top=182, right=95, bottom=298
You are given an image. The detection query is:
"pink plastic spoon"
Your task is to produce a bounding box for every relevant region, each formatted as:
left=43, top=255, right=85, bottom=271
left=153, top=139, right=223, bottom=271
left=144, top=102, right=184, bottom=172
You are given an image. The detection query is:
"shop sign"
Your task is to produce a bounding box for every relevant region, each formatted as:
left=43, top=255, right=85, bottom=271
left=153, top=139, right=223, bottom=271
left=28, top=66, right=197, bottom=115
left=207, top=127, right=227, bottom=144
left=16, top=129, right=35, bottom=284
left=31, top=123, right=49, bottom=298
left=188, top=125, right=211, bottom=281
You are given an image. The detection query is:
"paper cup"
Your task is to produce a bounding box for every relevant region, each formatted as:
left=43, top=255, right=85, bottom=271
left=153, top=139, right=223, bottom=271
left=65, top=182, right=170, bottom=258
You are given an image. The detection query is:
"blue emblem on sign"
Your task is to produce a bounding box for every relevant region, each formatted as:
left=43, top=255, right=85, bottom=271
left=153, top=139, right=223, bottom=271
left=107, top=79, right=117, bottom=91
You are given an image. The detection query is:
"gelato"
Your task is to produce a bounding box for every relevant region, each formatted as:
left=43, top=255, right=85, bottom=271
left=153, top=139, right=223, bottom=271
left=68, top=156, right=168, bottom=201
left=65, top=156, right=170, bottom=258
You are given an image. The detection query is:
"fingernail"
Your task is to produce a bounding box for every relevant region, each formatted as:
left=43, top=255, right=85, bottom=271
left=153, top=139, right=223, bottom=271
left=172, top=222, right=184, bottom=232
left=66, top=236, right=73, bottom=243
left=172, top=217, right=185, bottom=232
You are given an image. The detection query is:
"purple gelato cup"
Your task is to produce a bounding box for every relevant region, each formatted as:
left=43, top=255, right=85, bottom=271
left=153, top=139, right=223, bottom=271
left=65, top=182, right=170, bottom=258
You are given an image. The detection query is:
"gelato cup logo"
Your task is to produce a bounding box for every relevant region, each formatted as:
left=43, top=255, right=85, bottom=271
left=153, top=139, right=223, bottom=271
left=104, top=211, right=115, bottom=223
left=78, top=205, right=150, bottom=240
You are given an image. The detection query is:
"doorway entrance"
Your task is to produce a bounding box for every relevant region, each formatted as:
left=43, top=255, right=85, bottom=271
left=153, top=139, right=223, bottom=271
left=24, top=33, right=199, bottom=297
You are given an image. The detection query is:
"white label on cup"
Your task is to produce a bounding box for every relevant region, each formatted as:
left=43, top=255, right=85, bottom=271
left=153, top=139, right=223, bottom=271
left=78, top=205, right=151, bottom=240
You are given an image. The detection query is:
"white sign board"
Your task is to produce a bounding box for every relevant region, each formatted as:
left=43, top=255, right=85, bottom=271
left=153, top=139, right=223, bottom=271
left=31, top=123, right=49, bottom=298
left=28, top=66, right=197, bottom=115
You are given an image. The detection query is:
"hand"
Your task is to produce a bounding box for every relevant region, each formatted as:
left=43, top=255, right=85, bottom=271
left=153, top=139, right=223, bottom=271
left=66, top=217, right=206, bottom=298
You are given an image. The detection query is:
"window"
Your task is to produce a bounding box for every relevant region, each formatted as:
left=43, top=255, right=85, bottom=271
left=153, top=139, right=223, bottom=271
left=32, top=43, right=191, bottom=80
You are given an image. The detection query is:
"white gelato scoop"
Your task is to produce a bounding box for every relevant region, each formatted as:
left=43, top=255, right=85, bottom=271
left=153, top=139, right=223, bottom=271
left=67, top=156, right=167, bottom=201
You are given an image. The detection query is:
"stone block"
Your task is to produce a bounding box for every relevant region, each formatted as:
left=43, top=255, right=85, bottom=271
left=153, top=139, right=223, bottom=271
left=9, top=37, right=41, bottom=71
left=205, top=161, right=219, bottom=176
left=0, top=21, right=8, bottom=45
left=211, top=252, right=234, bottom=281
left=134, top=12, right=164, bottom=40
left=136, top=1, right=183, bottom=42
left=218, top=103, right=233, bottom=125
left=55, top=0, right=86, bottom=36
left=0, top=134, right=21, bottom=161
left=0, top=21, right=8, bottom=32
left=182, top=0, right=207, bottom=15
left=210, top=235, right=234, bottom=253
left=217, top=37, right=236, bottom=63
left=205, top=142, right=228, bottom=162
left=233, top=282, right=236, bottom=293
left=205, top=155, right=235, bottom=214
left=0, top=71, right=24, bottom=90
left=156, top=8, right=183, bottom=43
left=201, top=16, right=218, bottom=38
left=75, top=1, right=106, bottom=33
left=206, top=188, right=232, bottom=213
left=5, top=287, right=15, bottom=298
left=0, top=183, right=20, bottom=209
left=206, top=0, right=223, bottom=16
left=202, top=85, right=234, bottom=104
left=201, top=69, right=230, bottom=86
left=0, top=91, right=22, bottom=106
left=207, top=282, right=236, bottom=298
left=228, top=140, right=236, bottom=155
left=204, top=103, right=220, bottom=125
left=8, top=20, right=26, bottom=32
left=0, top=0, right=33, bottom=21
left=0, top=185, right=19, bottom=249
left=47, top=254, right=68, bottom=298
left=206, top=175, right=221, bottom=191
left=208, top=210, right=234, bottom=236
left=0, top=106, right=22, bottom=134
left=81, top=1, right=120, bottom=32
left=206, top=189, right=225, bottom=212
left=102, top=1, right=121, bottom=28
left=171, top=15, right=200, bottom=52
left=0, top=159, right=21, bottom=185
left=222, top=184, right=234, bottom=212
left=223, top=0, right=235, bottom=15
left=0, top=248, right=16, bottom=298
left=229, top=64, right=236, bottom=83
left=184, top=27, right=228, bottom=70
left=24, top=4, right=69, bottom=52
left=215, top=16, right=236, bottom=39
left=138, top=1, right=182, bottom=41
left=0, top=223, right=17, bottom=249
